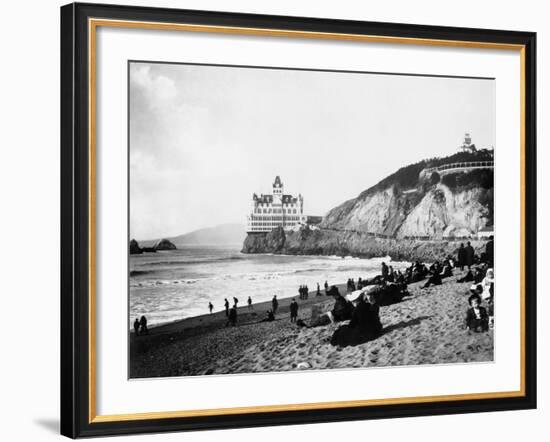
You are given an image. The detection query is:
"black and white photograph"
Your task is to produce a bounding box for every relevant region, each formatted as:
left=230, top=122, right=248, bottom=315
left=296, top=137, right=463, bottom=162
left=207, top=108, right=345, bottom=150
left=128, top=61, right=496, bottom=378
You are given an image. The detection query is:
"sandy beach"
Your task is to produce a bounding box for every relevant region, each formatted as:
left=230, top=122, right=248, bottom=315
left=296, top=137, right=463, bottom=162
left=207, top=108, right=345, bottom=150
left=130, top=269, right=494, bottom=378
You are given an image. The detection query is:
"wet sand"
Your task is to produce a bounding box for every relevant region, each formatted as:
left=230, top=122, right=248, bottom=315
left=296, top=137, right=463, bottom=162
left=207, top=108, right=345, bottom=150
left=130, top=271, right=494, bottom=378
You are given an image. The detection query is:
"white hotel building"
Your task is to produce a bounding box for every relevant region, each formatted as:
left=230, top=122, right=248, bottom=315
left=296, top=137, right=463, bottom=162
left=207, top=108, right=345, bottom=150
left=246, top=176, right=307, bottom=233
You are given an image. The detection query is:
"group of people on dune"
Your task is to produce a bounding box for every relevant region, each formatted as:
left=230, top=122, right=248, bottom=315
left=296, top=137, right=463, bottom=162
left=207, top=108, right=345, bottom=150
left=298, top=274, right=409, bottom=347
left=464, top=266, right=495, bottom=332
left=296, top=236, right=495, bottom=347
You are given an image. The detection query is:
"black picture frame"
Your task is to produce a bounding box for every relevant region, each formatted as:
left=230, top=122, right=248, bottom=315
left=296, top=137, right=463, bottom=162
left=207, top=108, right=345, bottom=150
left=61, top=2, right=537, bottom=438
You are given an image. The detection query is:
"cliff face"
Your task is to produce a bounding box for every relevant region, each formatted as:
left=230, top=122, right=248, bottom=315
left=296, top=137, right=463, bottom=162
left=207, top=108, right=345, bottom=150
left=241, top=226, right=487, bottom=262
left=242, top=151, right=493, bottom=261
left=320, top=186, right=416, bottom=236
left=241, top=227, right=286, bottom=253
left=397, top=185, right=489, bottom=238
left=320, top=170, right=493, bottom=239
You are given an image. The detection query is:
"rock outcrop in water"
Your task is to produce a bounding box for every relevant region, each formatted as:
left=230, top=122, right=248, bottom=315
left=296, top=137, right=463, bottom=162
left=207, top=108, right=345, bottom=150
left=241, top=227, right=286, bottom=253
left=241, top=226, right=487, bottom=262
left=154, top=238, right=177, bottom=251
left=129, top=239, right=143, bottom=255
left=242, top=150, right=494, bottom=261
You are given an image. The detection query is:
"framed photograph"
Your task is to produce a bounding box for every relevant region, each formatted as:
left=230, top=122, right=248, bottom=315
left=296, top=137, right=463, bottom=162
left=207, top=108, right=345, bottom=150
left=60, top=2, right=537, bottom=438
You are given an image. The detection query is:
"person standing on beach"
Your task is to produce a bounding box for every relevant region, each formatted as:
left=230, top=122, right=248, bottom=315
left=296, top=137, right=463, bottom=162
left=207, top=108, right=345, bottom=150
left=317, top=283, right=321, bottom=296
left=290, top=298, right=299, bottom=322
left=208, top=302, right=213, bottom=314
left=388, top=266, right=395, bottom=282
left=324, top=280, right=329, bottom=294
left=227, top=306, right=237, bottom=327
left=272, top=295, right=279, bottom=316
left=139, top=315, right=148, bottom=335
left=224, top=298, right=229, bottom=317
left=133, top=318, right=140, bottom=336
left=247, top=296, right=253, bottom=309
left=457, top=243, right=466, bottom=270
left=233, top=297, right=239, bottom=308
left=381, top=262, right=389, bottom=280
left=465, top=242, right=475, bottom=269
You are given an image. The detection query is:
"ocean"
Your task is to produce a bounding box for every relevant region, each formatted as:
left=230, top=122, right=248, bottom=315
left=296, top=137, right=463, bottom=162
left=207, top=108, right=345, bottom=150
left=129, top=245, right=407, bottom=329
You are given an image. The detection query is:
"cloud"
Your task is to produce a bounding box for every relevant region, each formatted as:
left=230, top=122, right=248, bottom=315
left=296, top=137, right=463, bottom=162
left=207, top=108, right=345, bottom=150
left=129, top=62, right=495, bottom=240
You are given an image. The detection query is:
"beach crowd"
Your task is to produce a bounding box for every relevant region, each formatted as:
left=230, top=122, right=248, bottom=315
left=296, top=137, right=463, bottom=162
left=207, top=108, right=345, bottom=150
left=133, top=237, right=495, bottom=349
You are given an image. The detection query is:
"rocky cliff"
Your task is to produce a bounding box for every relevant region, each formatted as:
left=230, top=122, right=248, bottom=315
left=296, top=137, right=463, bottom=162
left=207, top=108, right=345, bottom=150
left=241, top=226, right=487, bottom=262
left=241, top=150, right=494, bottom=261
left=322, top=183, right=491, bottom=239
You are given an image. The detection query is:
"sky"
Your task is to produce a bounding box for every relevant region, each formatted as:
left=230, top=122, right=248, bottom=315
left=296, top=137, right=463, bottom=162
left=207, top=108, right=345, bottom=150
left=129, top=62, right=495, bottom=240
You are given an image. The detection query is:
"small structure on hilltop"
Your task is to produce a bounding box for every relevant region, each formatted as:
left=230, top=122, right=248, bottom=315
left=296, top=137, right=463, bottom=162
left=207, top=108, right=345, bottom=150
left=459, top=132, right=477, bottom=153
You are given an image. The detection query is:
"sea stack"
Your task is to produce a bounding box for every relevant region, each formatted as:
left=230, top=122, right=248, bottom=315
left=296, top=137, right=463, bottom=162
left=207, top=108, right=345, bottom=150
left=154, top=238, right=177, bottom=251
left=129, top=239, right=142, bottom=255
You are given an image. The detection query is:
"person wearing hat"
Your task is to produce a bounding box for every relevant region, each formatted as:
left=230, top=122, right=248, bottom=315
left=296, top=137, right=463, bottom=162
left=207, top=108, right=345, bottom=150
left=330, top=286, right=382, bottom=347
left=310, top=286, right=353, bottom=327
left=464, top=241, right=475, bottom=269
left=465, top=293, right=489, bottom=332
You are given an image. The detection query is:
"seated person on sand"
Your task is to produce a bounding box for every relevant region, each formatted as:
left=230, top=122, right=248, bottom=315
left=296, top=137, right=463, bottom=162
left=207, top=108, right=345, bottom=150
left=457, top=269, right=475, bottom=283
left=459, top=265, right=487, bottom=284
left=395, top=270, right=405, bottom=285
left=422, top=264, right=443, bottom=288
left=406, top=261, right=427, bottom=283
left=330, top=286, right=382, bottom=347
left=465, top=292, right=489, bottom=332
left=364, top=273, right=391, bottom=287
left=310, top=286, right=353, bottom=327
left=259, top=309, right=275, bottom=323
left=440, top=259, right=453, bottom=278
left=480, top=268, right=494, bottom=301
left=372, top=282, right=408, bottom=306
left=445, top=255, right=456, bottom=268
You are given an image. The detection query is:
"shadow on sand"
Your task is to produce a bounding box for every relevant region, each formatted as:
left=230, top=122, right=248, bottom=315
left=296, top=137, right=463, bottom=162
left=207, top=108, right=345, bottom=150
left=381, top=315, right=432, bottom=335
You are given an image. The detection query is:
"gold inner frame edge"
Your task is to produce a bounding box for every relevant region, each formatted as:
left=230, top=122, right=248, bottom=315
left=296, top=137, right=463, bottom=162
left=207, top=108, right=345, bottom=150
left=87, top=18, right=527, bottom=424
